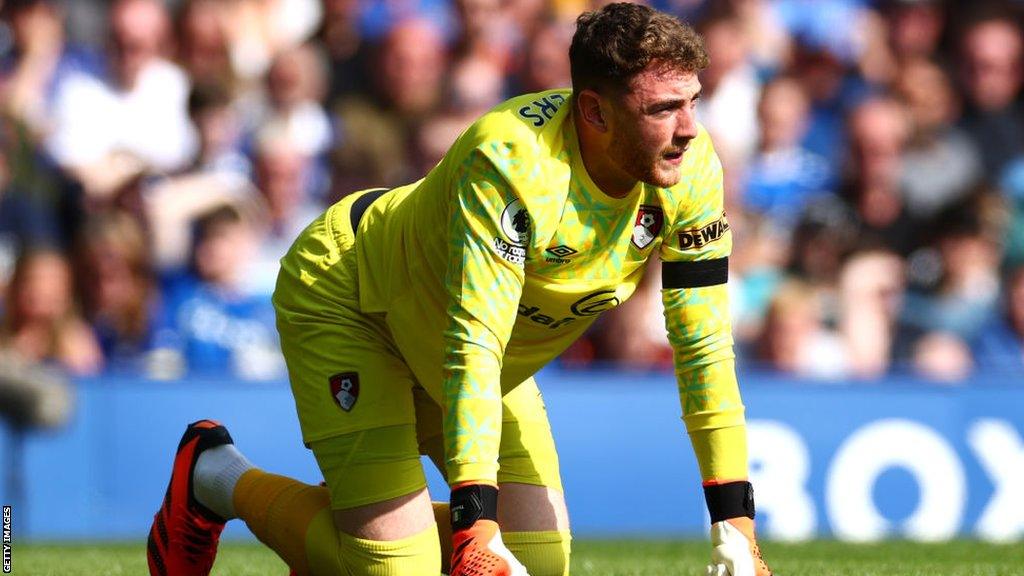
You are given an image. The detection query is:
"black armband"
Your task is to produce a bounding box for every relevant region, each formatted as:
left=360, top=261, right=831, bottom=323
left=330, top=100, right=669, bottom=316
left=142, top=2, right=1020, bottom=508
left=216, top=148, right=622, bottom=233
left=662, top=258, right=729, bottom=289
left=450, top=484, right=499, bottom=530
left=703, top=481, right=755, bottom=523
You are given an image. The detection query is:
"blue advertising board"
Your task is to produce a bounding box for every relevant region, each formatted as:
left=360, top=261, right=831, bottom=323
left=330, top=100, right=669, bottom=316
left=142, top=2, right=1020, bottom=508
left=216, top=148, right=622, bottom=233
left=1, top=370, right=1021, bottom=542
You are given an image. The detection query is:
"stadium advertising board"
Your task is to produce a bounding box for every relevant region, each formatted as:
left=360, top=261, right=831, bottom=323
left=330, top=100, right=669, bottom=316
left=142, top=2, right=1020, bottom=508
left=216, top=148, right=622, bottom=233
left=0, top=374, right=1021, bottom=541
left=544, top=372, right=1024, bottom=542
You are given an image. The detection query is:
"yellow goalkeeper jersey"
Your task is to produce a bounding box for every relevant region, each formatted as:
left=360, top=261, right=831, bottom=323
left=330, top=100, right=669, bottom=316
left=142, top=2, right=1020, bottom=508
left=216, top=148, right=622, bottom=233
left=343, top=89, right=742, bottom=484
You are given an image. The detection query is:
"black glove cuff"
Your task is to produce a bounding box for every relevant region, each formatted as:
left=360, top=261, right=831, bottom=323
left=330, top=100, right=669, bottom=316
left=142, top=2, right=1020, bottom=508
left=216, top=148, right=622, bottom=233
left=703, top=481, right=755, bottom=523
left=450, top=484, right=499, bottom=530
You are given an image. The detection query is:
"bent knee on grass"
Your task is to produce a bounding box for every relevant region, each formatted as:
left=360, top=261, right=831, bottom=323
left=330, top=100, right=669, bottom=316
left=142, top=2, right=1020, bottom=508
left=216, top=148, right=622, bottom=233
left=329, top=483, right=568, bottom=540
left=498, top=482, right=570, bottom=532
left=332, top=487, right=435, bottom=541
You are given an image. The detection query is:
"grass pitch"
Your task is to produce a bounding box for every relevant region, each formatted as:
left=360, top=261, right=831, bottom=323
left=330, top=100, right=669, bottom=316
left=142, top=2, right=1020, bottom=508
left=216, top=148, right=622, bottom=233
left=13, top=539, right=1024, bottom=575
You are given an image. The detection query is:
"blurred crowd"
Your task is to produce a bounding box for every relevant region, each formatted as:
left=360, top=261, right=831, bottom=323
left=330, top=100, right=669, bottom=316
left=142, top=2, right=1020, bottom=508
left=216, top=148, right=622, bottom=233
left=0, top=0, right=1022, bottom=383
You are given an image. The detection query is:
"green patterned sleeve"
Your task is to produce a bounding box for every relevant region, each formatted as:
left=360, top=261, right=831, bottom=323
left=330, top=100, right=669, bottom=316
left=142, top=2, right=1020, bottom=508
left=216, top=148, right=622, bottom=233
left=659, top=144, right=745, bottom=435
left=442, top=146, right=529, bottom=486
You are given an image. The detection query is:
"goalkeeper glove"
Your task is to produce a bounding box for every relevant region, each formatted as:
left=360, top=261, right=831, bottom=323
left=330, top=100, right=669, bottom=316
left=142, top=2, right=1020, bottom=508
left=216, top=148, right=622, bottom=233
left=703, top=481, right=772, bottom=576
left=449, top=483, right=529, bottom=576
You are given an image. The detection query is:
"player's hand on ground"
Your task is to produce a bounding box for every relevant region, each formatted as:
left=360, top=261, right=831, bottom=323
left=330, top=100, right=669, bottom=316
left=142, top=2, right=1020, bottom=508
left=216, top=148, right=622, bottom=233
left=705, top=517, right=773, bottom=576
left=450, top=519, right=529, bottom=576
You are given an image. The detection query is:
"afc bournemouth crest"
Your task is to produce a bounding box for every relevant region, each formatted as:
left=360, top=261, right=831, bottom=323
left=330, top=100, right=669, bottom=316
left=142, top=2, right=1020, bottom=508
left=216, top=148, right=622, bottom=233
left=329, top=372, right=360, bottom=412
left=632, top=205, right=664, bottom=249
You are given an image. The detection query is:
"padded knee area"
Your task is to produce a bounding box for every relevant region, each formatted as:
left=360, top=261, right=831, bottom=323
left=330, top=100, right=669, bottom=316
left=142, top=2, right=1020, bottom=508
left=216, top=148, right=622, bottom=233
left=235, top=470, right=440, bottom=576
left=331, top=523, right=441, bottom=576
left=502, top=530, right=571, bottom=576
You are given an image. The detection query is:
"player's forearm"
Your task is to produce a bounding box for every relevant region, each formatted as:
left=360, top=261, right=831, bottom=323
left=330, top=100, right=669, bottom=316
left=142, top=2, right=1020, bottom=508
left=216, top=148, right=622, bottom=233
left=441, top=338, right=504, bottom=485
left=664, top=285, right=747, bottom=480
left=665, top=285, right=744, bottom=427
left=676, top=356, right=748, bottom=482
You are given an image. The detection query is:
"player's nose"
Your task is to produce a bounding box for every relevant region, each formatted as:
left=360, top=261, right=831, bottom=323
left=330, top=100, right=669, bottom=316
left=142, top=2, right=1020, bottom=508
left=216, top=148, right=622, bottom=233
left=675, top=107, right=699, bottom=140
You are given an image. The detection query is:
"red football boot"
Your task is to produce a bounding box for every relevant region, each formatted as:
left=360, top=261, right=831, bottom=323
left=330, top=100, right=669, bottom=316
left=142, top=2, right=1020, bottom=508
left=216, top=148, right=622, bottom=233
left=148, top=420, right=233, bottom=576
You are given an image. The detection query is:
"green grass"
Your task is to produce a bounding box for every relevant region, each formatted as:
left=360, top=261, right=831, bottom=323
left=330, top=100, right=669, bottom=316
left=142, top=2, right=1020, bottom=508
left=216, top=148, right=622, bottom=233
left=12, top=539, right=1024, bottom=575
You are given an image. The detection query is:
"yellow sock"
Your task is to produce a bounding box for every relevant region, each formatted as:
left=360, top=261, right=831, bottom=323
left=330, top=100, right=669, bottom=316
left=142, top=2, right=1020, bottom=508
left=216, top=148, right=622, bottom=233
left=433, top=501, right=453, bottom=573
left=233, top=470, right=331, bottom=575
left=234, top=470, right=441, bottom=575
left=433, top=501, right=570, bottom=576
left=336, top=523, right=440, bottom=576
left=503, top=530, right=571, bottom=576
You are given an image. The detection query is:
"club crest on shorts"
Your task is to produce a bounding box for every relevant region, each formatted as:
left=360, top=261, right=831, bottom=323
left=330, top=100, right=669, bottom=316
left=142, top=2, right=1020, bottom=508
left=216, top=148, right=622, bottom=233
left=329, top=372, right=360, bottom=412
left=632, top=205, right=663, bottom=249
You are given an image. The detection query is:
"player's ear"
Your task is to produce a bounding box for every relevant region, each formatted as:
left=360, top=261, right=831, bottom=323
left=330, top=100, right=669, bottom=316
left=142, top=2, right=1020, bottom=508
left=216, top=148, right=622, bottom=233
left=577, top=89, right=608, bottom=133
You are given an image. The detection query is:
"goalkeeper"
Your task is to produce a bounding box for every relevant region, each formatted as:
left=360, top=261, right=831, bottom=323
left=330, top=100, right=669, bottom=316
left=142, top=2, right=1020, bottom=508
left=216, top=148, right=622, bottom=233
left=147, top=3, right=772, bottom=576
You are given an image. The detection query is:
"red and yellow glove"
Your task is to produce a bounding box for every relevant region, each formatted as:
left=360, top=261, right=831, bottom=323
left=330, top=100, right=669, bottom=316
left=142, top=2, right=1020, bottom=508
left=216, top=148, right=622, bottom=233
left=449, top=483, right=529, bottom=576
left=703, top=481, right=772, bottom=576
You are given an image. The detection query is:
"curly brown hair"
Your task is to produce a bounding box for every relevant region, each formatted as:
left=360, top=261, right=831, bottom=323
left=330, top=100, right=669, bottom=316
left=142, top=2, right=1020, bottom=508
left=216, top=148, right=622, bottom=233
left=569, top=2, right=708, bottom=95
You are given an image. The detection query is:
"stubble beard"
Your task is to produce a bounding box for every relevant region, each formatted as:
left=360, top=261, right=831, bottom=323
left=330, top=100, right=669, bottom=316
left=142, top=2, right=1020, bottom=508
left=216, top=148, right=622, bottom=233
left=609, top=132, right=682, bottom=189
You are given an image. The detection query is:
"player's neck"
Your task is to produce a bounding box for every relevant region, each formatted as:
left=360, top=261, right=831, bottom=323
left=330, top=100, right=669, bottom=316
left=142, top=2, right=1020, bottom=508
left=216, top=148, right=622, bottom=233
left=574, top=112, right=638, bottom=199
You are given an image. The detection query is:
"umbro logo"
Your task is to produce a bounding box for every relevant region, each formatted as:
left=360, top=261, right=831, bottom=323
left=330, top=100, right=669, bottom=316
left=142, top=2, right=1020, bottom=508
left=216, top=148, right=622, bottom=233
left=546, top=245, right=577, bottom=258
left=545, top=245, right=577, bottom=264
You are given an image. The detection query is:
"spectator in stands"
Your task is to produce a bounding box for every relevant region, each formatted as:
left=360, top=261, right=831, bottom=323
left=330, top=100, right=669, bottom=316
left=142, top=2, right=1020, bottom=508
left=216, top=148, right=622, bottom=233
left=216, top=0, right=322, bottom=83
left=0, top=139, right=59, bottom=301
left=728, top=212, right=790, bottom=344
left=834, top=95, right=920, bottom=256
left=155, top=205, right=283, bottom=380
left=452, top=0, right=515, bottom=71
left=245, top=130, right=323, bottom=297
left=957, top=10, right=1024, bottom=178
left=912, top=331, right=973, bottom=382
left=774, top=0, right=870, bottom=67
left=255, top=43, right=332, bottom=160
left=506, top=0, right=547, bottom=41
left=512, top=17, right=573, bottom=94
left=143, top=169, right=257, bottom=274
left=0, top=0, right=102, bottom=140
left=415, top=55, right=505, bottom=173
left=787, top=197, right=858, bottom=291
left=0, top=248, right=102, bottom=375
left=175, top=0, right=236, bottom=90
left=897, top=58, right=982, bottom=220
left=330, top=18, right=448, bottom=194
left=838, top=249, right=905, bottom=378
left=717, top=0, right=790, bottom=74
left=787, top=37, right=872, bottom=174
left=143, top=83, right=257, bottom=272
left=882, top=0, right=947, bottom=65
left=751, top=279, right=848, bottom=378
left=45, top=0, right=195, bottom=197
left=59, top=0, right=106, bottom=48
left=851, top=7, right=896, bottom=89
left=316, top=0, right=371, bottom=104
left=696, top=11, right=761, bottom=168
left=187, top=82, right=250, bottom=178
left=900, top=204, right=1002, bottom=346
left=75, top=211, right=158, bottom=371
left=973, top=264, right=1024, bottom=372
left=743, top=75, right=833, bottom=226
